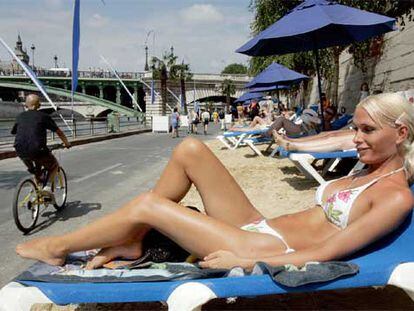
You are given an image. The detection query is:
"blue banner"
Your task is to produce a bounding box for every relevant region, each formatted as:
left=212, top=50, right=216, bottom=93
left=71, top=0, right=80, bottom=96
left=151, top=80, right=155, bottom=105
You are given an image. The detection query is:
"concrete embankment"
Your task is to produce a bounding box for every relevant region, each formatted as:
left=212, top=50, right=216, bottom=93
left=0, top=128, right=152, bottom=161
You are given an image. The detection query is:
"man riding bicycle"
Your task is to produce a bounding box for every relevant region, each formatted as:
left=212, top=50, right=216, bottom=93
left=11, top=94, right=71, bottom=189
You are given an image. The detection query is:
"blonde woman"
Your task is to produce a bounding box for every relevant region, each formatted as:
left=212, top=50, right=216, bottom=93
left=17, top=94, right=414, bottom=270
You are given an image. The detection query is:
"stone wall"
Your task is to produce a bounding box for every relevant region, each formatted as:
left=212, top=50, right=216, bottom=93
left=337, top=12, right=414, bottom=113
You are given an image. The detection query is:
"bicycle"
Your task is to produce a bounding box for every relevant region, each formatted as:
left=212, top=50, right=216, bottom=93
left=13, top=161, right=68, bottom=234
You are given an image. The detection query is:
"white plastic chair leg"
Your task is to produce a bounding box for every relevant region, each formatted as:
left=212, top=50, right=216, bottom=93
left=0, top=282, right=53, bottom=311
left=245, top=140, right=263, bottom=156
left=167, top=282, right=217, bottom=311
left=388, top=263, right=414, bottom=301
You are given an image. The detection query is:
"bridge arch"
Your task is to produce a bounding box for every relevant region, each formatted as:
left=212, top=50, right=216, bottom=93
left=0, top=81, right=138, bottom=117
left=184, top=89, right=244, bottom=104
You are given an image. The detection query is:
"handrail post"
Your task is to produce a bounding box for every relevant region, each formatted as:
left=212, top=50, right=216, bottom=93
left=73, top=119, right=77, bottom=139
left=90, top=118, right=94, bottom=135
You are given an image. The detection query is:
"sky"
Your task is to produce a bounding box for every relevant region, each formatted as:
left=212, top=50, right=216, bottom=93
left=0, top=0, right=253, bottom=74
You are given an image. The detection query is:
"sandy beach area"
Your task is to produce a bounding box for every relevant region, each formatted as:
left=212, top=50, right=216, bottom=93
left=33, top=139, right=413, bottom=310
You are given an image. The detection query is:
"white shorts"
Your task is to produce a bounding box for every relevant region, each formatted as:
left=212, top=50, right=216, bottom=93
left=241, top=219, right=295, bottom=253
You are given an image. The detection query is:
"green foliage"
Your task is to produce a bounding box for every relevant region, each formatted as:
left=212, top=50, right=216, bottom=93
left=221, top=79, right=236, bottom=106
left=248, top=0, right=414, bottom=74
left=151, top=48, right=192, bottom=81
left=221, top=79, right=236, bottom=96
left=221, top=63, right=248, bottom=74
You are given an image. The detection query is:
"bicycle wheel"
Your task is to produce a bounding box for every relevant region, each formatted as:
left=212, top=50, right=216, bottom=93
left=52, top=167, right=67, bottom=210
left=13, top=178, right=40, bottom=234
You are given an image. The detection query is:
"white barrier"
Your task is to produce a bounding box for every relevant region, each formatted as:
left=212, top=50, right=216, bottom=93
left=152, top=116, right=170, bottom=133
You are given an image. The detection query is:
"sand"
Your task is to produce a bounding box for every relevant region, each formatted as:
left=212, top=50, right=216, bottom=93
left=31, top=140, right=414, bottom=310
left=180, top=139, right=317, bottom=218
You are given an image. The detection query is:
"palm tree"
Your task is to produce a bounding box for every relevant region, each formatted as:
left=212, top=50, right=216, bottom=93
left=171, top=61, right=192, bottom=114
left=151, top=57, right=168, bottom=115
left=151, top=48, right=192, bottom=115
left=221, top=79, right=236, bottom=112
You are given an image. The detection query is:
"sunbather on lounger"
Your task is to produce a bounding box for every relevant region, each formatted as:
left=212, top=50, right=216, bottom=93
left=268, top=108, right=321, bottom=136
left=228, top=111, right=274, bottom=131
left=273, top=129, right=356, bottom=152
left=229, top=108, right=320, bottom=136
left=16, top=93, right=414, bottom=271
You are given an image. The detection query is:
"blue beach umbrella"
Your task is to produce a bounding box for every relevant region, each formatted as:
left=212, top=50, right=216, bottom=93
left=245, top=62, right=308, bottom=89
left=249, top=84, right=290, bottom=92
left=236, top=0, right=396, bottom=128
left=234, top=91, right=264, bottom=104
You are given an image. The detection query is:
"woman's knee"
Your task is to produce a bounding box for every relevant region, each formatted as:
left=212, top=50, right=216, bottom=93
left=173, top=137, right=206, bottom=161
left=123, top=192, right=160, bottom=221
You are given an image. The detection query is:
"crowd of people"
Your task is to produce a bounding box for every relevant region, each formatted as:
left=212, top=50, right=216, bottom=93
left=170, top=89, right=351, bottom=140
left=169, top=102, right=227, bottom=137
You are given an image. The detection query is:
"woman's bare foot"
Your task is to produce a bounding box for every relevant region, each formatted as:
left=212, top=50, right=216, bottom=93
left=16, top=237, right=67, bottom=266
left=86, top=240, right=143, bottom=269
left=272, top=130, right=289, bottom=149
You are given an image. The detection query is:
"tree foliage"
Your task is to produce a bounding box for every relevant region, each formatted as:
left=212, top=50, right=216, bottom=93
left=221, top=63, right=248, bottom=74
left=221, top=79, right=236, bottom=107
left=151, top=48, right=192, bottom=81
left=248, top=0, right=414, bottom=105
left=248, top=0, right=414, bottom=75
left=150, top=47, right=193, bottom=114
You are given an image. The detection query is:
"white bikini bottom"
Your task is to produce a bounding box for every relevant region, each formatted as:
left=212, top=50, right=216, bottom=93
left=241, top=219, right=295, bottom=253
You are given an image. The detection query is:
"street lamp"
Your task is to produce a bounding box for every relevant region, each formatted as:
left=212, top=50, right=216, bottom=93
left=53, top=55, right=58, bottom=68
left=30, top=44, right=35, bottom=70
left=144, top=45, right=149, bottom=71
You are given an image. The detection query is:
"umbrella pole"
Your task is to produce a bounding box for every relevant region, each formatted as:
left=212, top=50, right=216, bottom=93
left=313, top=48, right=325, bottom=131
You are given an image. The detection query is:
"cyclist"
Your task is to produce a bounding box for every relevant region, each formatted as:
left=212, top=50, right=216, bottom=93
left=11, top=94, right=71, bottom=190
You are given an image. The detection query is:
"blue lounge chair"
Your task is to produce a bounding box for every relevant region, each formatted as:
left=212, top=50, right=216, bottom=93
left=274, top=147, right=363, bottom=184
left=244, top=136, right=274, bottom=156
left=216, top=128, right=269, bottom=150
left=331, top=114, right=353, bottom=130
left=1, top=199, right=414, bottom=311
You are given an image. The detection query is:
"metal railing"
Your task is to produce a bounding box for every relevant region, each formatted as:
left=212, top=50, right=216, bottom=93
left=0, top=115, right=148, bottom=146
left=0, top=69, right=146, bottom=80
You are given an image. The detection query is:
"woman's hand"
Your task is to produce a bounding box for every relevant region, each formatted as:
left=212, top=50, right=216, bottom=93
left=199, top=250, right=243, bottom=269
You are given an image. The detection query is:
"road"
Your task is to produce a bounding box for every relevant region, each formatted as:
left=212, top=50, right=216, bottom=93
left=0, top=124, right=222, bottom=287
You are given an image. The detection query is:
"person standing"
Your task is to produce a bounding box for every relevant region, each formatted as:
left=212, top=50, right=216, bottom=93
left=212, top=110, right=219, bottom=124
left=191, top=109, right=199, bottom=134
left=170, top=107, right=180, bottom=138
left=218, top=109, right=226, bottom=130
left=359, top=82, right=370, bottom=102
left=201, top=109, right=210, bottom=135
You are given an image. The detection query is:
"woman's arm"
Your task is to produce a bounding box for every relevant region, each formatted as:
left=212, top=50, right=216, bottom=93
left=201, top=189, right=413, bottom=270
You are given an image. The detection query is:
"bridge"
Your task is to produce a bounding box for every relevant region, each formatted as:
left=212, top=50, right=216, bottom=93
left=0, top=70, right=250, bottom=118
left=0, top=81, right=139, bottom=117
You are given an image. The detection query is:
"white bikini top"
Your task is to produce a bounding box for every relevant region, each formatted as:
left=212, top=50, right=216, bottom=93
left=315, top=167, right=405, bottom=229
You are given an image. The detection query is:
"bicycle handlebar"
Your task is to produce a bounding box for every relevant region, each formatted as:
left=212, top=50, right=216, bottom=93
left=50, top=143, right=71, bottom=151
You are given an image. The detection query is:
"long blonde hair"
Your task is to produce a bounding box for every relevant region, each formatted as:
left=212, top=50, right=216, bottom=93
left=357, top=93, right=414, bottom=180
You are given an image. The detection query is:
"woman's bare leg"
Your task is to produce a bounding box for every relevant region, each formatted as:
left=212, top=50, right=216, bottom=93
left=16, top=192, right=285, bottom=267
left=249, top=116, right=266, bottom=128
left=17, top=138, right=263, bottom=266
left=90, top=138, right=262, bottom=265
left=153, top=137, right=261, bottom=225
left=273, top=130, right=355, bottom=152
left=270, top=117, right=302, bottom=136
left=229, top=116, right=266, bottom=131
left=283, top=129, right=354, bottom=143
left=87, top=138, right=261, bottom=267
